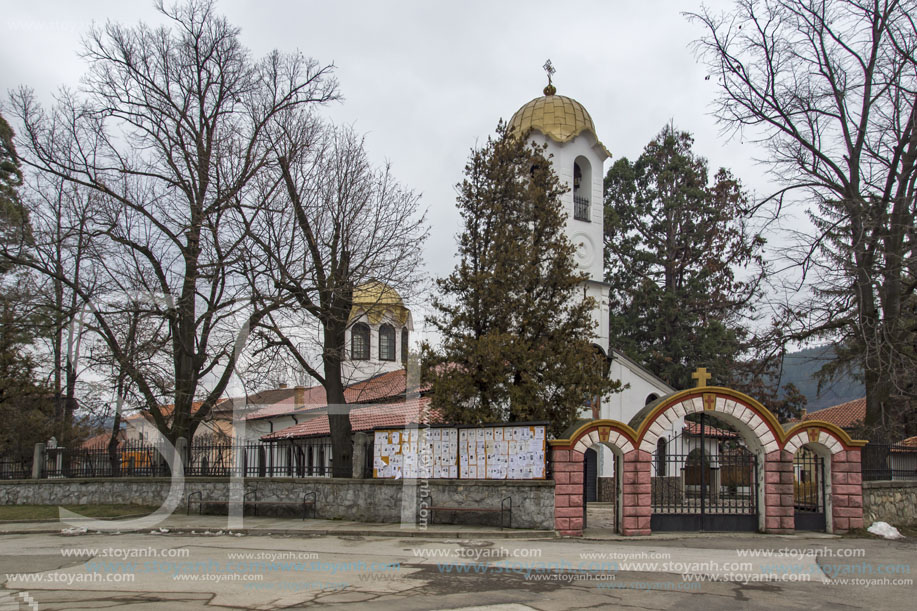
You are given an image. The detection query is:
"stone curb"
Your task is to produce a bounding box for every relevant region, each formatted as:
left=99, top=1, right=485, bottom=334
left=0, top=526, right=558, bottom=539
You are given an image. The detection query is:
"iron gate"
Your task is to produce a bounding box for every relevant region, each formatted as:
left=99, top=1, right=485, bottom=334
left=793, top=447, right=826, bottom=531
left=651, top=413, right=759, bottom=531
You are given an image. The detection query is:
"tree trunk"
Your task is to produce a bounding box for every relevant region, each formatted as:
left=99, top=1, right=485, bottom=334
left=324, top=321, right=352, bottom=478
left=107, top=409, right=122, bottom=477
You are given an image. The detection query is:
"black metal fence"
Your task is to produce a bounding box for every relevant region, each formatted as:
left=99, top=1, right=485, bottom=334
left=0, top=457, right=32, bottom=480
left=573, top=195, right=590, bottom=221
left=188, top=441, right=333, bottom=478
left=43, top=441, right=170, bottom=478
left=862, top=442, right=917, bottom=481
left=650, top=414, right=759, bottom=532
left=37, top=439, right=333, bottom=479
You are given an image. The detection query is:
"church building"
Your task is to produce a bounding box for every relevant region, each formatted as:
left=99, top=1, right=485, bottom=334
left=507, top=70, right=674, bottom=494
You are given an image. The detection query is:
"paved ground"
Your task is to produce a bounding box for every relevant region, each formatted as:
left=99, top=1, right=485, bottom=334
left=0, top=512, right=914, bottom=610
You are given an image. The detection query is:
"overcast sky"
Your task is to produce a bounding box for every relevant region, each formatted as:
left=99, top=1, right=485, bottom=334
left=1, top=0, right=797, bottom=344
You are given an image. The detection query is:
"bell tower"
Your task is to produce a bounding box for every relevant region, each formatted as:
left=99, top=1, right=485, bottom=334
left=507, top=62, right=610, bottom=353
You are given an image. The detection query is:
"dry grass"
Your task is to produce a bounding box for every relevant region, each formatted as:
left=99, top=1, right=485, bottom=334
left=0, top=504, right=157, bottom=521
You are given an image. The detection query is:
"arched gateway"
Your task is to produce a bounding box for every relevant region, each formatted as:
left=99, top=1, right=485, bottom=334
left=550, top=369, right=866, bottom=537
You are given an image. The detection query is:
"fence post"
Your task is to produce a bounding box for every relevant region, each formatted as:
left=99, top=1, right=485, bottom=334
left=352, top=433, right=370, bottom=479
left=175, top=437, right=189, bottom=476
left=32, top=443, right=45, bottom=479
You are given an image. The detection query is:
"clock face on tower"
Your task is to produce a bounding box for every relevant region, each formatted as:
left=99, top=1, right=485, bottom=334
left=572, top=232, right=595, bottom=268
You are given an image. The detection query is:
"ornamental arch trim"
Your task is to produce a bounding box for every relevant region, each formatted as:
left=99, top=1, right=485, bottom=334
left=550, top=419, right=638, bottom=455
left=633, top=387, right=783, bottom=455
left=782, top=422, right=864, bottom=454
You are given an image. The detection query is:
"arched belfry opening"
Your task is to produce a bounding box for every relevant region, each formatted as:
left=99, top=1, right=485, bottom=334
left=573, top=156, right=591, bottom=221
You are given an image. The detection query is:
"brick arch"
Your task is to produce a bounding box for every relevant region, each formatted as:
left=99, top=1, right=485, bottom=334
left=632, top=389, right=787, bottom=532
left=568, top=421, right=636, bottom=455
left=635, top=390, right=782, bottom=455
left=547, top=388, right=867, bottom=537
left=783, top=422, right=865, bottom=533
left=782, top=422, right=858, bottom=454
left=550, top=420, right=642, bottom=536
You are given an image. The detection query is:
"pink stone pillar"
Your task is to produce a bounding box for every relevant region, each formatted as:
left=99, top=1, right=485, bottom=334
left=551, top=447, right=584, bottom=536
left=620, top=449, right=651, bottom=535
left=831, top=449, right=864, bottom=533
left=764, top=449, right=794, bottom=534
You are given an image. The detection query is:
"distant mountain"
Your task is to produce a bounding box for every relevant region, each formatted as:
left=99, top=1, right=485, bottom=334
left=778, top=345, right=864, bottom=412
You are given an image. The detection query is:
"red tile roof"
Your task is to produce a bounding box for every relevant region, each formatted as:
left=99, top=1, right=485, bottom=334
left=344, top=370, right=410, bottom=403
left=245, top=369, right=427, bottom=421
left=261, top=397, right=439, bottom=441
left=81, top=431, right=127, bottom=449
left=802, top=397, right=865, bottom=429
left=244, top=386, right=330, bottom=421
left=683, top=421, right=738, bottom=439
left=897, top=435, right=917, bottom=448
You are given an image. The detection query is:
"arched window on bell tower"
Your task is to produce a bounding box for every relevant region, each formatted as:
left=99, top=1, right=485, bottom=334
left=379, top=324, right=396, bottom=361
left=351, top=323, right=370, bottom=360
left=573, top=156, right=591, bottom=221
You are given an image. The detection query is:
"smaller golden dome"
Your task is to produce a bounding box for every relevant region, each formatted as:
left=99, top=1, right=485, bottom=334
left=352, top=281, right=404, bottom=308
left=508, top=91, right=609, bottom=157
left=350, top=281, right=410, bottom=326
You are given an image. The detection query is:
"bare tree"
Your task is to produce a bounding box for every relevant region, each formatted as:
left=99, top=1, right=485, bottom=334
left=689, top=0, right=917, bottom=435
left=19, top=175, right=98, bottom=446
left=241, top=121, right=427, bottom=476
left=4, top=0, right=338, bottom=446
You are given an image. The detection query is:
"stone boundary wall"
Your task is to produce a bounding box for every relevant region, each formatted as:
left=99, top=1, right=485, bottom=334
left=0, top=477, right=555, bottom=529
left=597, top=477, right=615, bottom=503
left=862, top=480, right=917, bottom=527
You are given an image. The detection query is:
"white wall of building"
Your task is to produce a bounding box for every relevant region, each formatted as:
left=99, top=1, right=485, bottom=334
left=342, top=311, right=412, bottom=384
left=528, top=131, right=610, bottom=352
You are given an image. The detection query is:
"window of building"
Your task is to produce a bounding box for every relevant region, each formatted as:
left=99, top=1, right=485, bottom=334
left=351, top=323, right=370, bottom=360
left=573, top=157, right=591, bottom=221
left=401, top=328, right=409, bottom=365
left=379, top=324, right=396, bottom=361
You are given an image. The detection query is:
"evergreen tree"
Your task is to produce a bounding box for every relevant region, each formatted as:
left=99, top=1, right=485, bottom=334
left=0, top=112, right=55, bottom=458
left=0, top=113, right=29, bottom=265
left=603, top=124, right=768, bottom=392
left=425, top=122, right=619, bottom=436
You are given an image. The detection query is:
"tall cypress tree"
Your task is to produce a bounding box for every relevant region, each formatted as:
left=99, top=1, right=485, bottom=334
left=0, top=113, right=29, bottom=260
left=604, top=124, right=777, bottom=395
left=425, top=122, right=619, bottom=436
left=0, top=112, right=56, bottom=458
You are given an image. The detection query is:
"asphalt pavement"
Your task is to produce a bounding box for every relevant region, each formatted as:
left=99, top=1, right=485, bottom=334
left=0, top=513, right=913, bottom=610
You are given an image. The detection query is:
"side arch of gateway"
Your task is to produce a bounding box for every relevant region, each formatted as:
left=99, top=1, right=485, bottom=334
left=550, top=381, right=866, bottom=537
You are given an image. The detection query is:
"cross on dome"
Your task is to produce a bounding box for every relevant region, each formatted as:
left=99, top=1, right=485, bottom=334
left=543, top=59, right=556, bottom=96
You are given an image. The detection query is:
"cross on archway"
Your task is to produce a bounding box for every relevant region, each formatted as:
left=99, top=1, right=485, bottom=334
left=691, top=367, right=712, bottom=388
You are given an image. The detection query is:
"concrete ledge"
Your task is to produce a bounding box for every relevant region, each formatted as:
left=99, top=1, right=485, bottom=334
left=863, top=480, right=917, bottom=489
left=0, top=477, right=554, bottom=487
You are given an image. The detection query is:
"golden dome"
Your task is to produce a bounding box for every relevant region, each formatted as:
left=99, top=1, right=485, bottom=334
left=350, top=281, right=410, bottom=326
left=352, top=280, right=404, bottom=308
left=508, top=91, right=609, bottom=157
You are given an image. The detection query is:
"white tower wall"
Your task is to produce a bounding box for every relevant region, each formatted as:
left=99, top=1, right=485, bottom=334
left=526, top=131, right=610, bottom=352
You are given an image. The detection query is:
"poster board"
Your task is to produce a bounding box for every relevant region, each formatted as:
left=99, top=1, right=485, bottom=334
left=458, top=425, right=546, bottom=480
left=373, top=428, right=458, bottom=479
left=373, top=424, right=546, bottom=480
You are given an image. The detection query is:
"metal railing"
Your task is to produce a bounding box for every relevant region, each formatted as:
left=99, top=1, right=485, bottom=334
left=0, top=457, right=31, bottom=480
left=862, top=442, right=917, bottom=481
left=43, top=441, right=170, bottom=478
left=573, top=195, right=590, bottom=221
left=38, top=439, right=333, bottom=479
left=190, top=441, right=332, bottom=478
